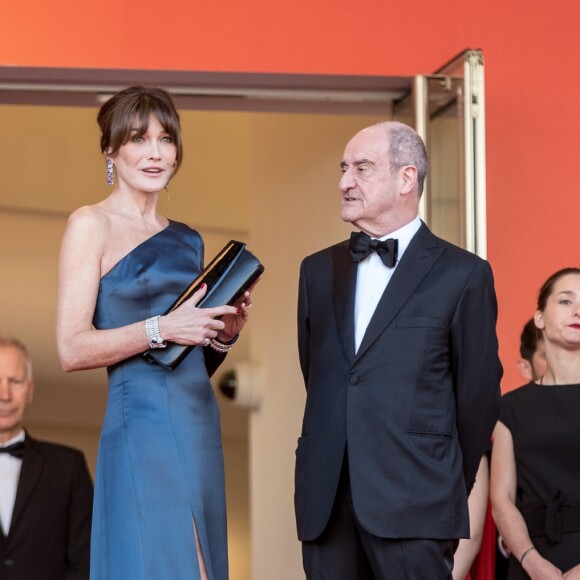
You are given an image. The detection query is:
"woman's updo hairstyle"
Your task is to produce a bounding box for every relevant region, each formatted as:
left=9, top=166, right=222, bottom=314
left=97, top=85, right=183, bottom=175
left=537, top=267, right=580, bottom=311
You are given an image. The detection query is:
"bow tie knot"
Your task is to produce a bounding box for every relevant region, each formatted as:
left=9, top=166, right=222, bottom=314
left=349, top=232, right=398, bottom=268
left=0, top=441, right=25, bottom=459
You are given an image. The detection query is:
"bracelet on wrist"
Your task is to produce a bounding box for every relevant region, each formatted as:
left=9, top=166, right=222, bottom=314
left=216, top=333, right=239, bottom=345
left=145, top=315, right=167, bottom=349
left=520, top=546, right=536, bottom=565
left=206, top=338, right=235, bottom=353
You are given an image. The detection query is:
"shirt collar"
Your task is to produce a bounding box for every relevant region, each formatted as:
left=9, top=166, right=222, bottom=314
left=377, top=215, right=421, bottom=262
left=0, top=430, right=25, bottom=448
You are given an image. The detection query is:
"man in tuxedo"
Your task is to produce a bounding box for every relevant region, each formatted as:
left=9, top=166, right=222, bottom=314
left=0, top=337, right=93, bottom=579
left=295, top=122, right=502, bottom=579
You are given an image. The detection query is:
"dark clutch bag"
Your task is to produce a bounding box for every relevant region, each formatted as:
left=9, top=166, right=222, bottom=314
left=143, top=240, right=264, bottom=370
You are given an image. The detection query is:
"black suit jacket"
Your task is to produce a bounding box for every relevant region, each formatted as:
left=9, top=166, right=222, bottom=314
left=295, top=223, right=502, bottom=542
left=0, top=434, right=93, bottom=580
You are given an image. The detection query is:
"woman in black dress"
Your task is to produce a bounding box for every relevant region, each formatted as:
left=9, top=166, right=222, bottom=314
left=491, top=267, right=580, bottom=579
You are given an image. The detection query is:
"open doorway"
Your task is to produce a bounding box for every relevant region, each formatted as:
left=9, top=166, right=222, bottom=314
left=0, top=95, right=389, bottom=580
left=0, top=53, right=485, bottom=579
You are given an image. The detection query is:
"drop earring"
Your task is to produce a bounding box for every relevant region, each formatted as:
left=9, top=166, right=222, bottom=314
left=106, top=159, right=114, bottom=186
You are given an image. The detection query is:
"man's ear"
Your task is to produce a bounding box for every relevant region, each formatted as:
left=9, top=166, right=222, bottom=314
left=516, top=359, right=533, bottom=382
left=400, top=166, right=418, bottom=194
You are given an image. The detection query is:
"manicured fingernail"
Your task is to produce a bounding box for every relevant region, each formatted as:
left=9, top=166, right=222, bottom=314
left=201, top=283, right=206, bottom=289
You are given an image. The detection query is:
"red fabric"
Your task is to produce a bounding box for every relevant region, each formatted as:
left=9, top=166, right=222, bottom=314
left=469, top=500, right=496, bottom=580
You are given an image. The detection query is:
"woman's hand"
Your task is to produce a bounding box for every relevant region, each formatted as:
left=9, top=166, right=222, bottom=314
left=523, top=549, right=563, bottom=579
left=217, top=288, right=255, bottom=342
left=159, top=284, right=240, bottom=346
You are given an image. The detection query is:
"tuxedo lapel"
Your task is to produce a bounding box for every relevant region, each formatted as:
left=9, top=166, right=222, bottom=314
left=332, top=241, right=357, bottom=364
left=9, top=436, right=45, bottom=534
left=355, top=224, right=445, bottom=360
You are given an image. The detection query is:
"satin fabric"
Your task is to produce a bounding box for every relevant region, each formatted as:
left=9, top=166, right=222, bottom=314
left=91, top=220, right=228, bottom=580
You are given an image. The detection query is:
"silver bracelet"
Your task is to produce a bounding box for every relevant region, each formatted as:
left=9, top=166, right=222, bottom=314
left=145, top=315, right=167, bottom=349
left=520, top=546, right=536, bottom=565
left=207, top=338, right=235, bottom=353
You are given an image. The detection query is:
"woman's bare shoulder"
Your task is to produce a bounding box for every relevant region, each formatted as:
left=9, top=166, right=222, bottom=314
left=65, top=204, right=111, bottom=240
left=68, top=204, right=108, bottom=225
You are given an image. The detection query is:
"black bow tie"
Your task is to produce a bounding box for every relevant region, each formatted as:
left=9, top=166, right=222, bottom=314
left=0, top=441, right=25, bottom=459
left=349, top=231, right=398, bottom=268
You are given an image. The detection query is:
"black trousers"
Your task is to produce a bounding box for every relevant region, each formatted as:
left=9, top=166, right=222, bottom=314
left=302, top=458, right=456, bottom=580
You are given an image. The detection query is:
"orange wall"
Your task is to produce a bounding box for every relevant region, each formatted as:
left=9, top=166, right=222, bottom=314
left=3, top=0, right=579, bottom=391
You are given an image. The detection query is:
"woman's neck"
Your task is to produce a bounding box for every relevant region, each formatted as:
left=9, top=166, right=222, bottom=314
left=101, top=189, right=160, bottom=222
left=541, top=345, right=580, bottom=385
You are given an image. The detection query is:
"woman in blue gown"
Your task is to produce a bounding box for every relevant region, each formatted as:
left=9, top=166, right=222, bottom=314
left=56, top=86, right=254, bottom=580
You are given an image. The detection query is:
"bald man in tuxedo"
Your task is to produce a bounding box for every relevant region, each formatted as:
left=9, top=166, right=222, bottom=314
left=0, top=337, right=93, bottom=579
left=295, top=122, right=502, bottom=579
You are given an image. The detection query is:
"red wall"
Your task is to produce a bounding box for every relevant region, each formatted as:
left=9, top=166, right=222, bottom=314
left=3, top=0, right=579, bottom=391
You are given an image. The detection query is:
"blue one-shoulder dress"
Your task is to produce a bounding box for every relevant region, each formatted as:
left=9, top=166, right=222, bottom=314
left=90, top=220, right=228, bottom=580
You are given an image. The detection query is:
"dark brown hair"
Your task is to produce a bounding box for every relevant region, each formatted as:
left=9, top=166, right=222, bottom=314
left=537, top=267, right=580, bottom=311
left=97, top=86, right=183, bottom=174
left=519, top=318, right=542, bottom=362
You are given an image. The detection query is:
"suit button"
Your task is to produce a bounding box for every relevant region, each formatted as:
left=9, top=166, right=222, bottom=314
left=3, top=559, right=14, bottom=566
left=349, top=375, right=359, bottom=385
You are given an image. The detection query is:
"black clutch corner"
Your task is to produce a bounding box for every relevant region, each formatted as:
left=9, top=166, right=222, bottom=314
left=143, top=240, right=264, bottom=370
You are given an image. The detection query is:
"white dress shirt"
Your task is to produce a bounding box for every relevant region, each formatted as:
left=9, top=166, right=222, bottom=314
left=0, top=429, right=25, bottom=534
left=354, top=215, right=422, bottom=352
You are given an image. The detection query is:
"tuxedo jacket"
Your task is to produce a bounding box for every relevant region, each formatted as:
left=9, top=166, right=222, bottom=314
left=295, top=223, right=502, bottom=542
left=0, top=434, right=93, bottom=580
